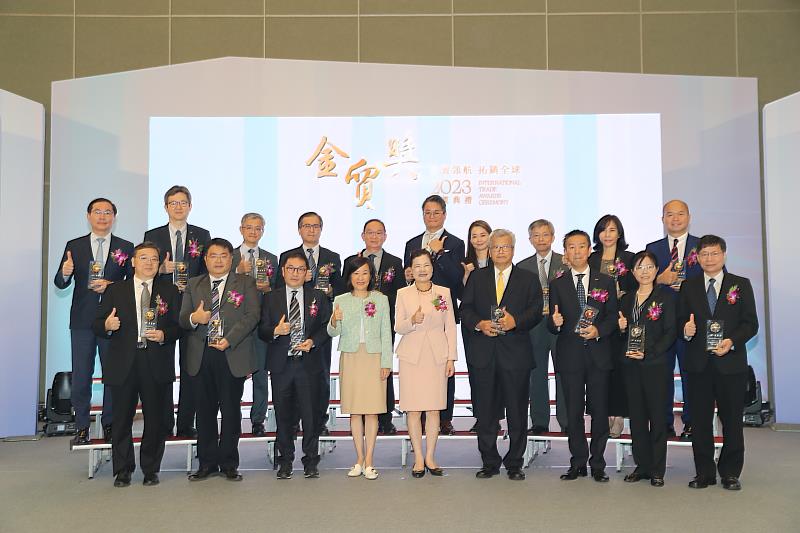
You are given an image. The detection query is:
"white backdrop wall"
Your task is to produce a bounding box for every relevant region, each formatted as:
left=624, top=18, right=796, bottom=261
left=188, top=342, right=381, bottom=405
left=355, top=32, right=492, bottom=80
left=47, top=58, right=765, bottom=401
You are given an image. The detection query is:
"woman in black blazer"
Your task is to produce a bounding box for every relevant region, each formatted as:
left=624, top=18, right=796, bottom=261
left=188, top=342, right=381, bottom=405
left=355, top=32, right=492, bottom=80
left=589, top=214, right=636, bottom=437
left=617, top=250, right=676, bottom=487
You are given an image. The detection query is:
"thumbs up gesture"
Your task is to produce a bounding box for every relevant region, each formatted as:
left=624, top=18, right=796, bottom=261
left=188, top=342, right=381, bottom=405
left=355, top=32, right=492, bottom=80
left=330, top=303, right=344, bottom=328
left=684, top=313, right=696, bottom=338
left=62, top=250, right=74, bottom=277
left=551, top=304, right=564, bottom=328
left=191, top=300, right=211, bottom=325
left=411, top=305, right=424, bottom=325
left=274, top=314, right=290, bottom=336
left=105, top=307, right=120, bottom=331
left=237, top=256, right=252, bottom=274
left=618, top=311, right=628, bottom=331
left=161, top=251, right=175, bottom=274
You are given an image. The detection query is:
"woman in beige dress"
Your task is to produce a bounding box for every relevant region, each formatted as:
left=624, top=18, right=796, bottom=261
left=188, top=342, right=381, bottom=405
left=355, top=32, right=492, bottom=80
left=328, top=257, right=392, bottom=480
left=395, top=249, right=457, bottom=477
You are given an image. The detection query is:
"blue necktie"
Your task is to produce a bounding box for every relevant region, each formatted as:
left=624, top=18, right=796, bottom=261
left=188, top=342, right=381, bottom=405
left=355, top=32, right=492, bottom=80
left=706, top=278, right=717, bottom=315
left=576, top=273, right=586, bottom=308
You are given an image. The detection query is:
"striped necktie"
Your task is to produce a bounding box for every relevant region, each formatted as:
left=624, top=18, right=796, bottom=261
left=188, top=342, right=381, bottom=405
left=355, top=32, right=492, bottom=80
left=211, top=279, right=222, bottom=321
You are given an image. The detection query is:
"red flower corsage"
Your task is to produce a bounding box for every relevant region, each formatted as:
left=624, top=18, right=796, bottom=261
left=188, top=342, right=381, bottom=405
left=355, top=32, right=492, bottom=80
left=589, top=288, right=609, bottom=303
left=111, top=249, right=128, bottom=267
left=646, top=301, right=663, bottom=321
left=726, top=285, right=740, bottom=305
left=433, top=294, right=448, bottom=312
left=309, top=298, right=319, bottom=317
left=265, top=260, right=274, bottom=278
left=155, top=295, right=168, bottom=316
left=364, top=301, right=377, bottom=317
left=226, top=290, right=243, bottom=307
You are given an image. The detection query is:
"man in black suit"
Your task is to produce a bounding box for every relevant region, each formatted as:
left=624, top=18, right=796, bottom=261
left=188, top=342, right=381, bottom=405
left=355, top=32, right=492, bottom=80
left=54, top=197, right=133, bottom=445
left=93, top=242, right=181, bottom=487
left=678, top=235, right=758, bottom=491
left=180, top=238, right=260, bottom=482
left=277, top=211, right=343, bottom=435
left=344, top=219, right=405, bottom=435
left=259, top=251, right=332, bottom=479
left=232, top=212, right=278, bottom=437
left=548, top=230, right=618, bottom=482
left=460, top=229, right=542, bottom=480
left=404, top=195, right=465, bottom=435
left=144, top=185, right=211, bottom=438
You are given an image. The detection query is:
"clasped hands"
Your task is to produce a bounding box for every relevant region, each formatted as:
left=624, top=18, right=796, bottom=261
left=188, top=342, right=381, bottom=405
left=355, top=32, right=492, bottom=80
left=477, top=307, right=516, bottom=336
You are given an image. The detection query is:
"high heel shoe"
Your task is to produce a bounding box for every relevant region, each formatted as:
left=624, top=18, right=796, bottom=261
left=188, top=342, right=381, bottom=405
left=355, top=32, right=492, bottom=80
left=425, top=464, right=444, bottom=476
left=411, top=468, right=426, bottom=478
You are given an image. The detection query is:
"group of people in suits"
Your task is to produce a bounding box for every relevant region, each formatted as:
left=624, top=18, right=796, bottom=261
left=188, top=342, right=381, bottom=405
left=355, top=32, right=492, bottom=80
left=56, top=191, right=757, bottom=489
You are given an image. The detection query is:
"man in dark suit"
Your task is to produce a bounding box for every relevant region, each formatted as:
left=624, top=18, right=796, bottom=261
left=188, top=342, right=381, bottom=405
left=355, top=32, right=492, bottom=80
left=678, top=235, right=758, bottom=491
left=517, top=219, right=569, bottom=434
left=404, top=195, right=465, bottom=435
left=93, top=242, right=181, bottom=487
left=344, top=218, right=405, bottom=435
left=179, top=238, right=260, bottom=482
left=548, top=230, right=618, bottom=482
left=460, top=229, right=542, bottom=480
left=259, top=251, right=332, bottom=479
left=276, top=211, right=343, bottom=435
left=144, top=185, right=211, bottom=438
left=646, top=199, right=703, bottom=439
left=232, top=212, right=278, bottom=437
left=54, top=197, right=133, bottom=445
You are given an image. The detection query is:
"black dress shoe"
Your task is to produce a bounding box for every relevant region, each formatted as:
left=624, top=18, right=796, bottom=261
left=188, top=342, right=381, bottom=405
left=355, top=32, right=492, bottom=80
left=560, top=466, right=588, bottom=480
left=440, top=421, right=456, bottom=435
left=303, top=465, right=320, bottom=479
left=71, top=427, right=91, bottom=446
left=176, top=427, right=198, bottom=439
left=507, top=468, right=526, bottom=481
left=411, top=469, right=425, bottom=478
left=143, top=473, right=159, bottom=486
left=188, top=466, right=218, bottom=481
left=651, top=476, right=665, bottom=487
left=318, top=427, right=330, bottom=436
left=624, top=471, right=651, bottom=483
left=222, top=468, right=243, bottom=481
left=469, top=421, right=478, bottom=433
left=379, top=423, right=397, bottom=435
left=592, top=469, right=610, bottom=482
left=721, top=476, right=742, bottom=491
left=103, top=424, right=113, bottom=443
left=276, top=464, right=293, bottom=480
left=527, top=425, right=548, bottom=436
left=476, top=466, right=500, bottom=478
left=425, top=464, right=444, bottom=476
left=688, top=476, right=717, bottom=489
left=251, top=422, right=266, bottom=437
left=114, top=471, right=131, bottom=487
left=680, top=425, right=693, bottom=440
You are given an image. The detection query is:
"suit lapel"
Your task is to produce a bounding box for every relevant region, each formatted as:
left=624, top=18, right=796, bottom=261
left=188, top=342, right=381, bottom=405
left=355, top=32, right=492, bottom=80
left=220, top=273, right=238, bottom=311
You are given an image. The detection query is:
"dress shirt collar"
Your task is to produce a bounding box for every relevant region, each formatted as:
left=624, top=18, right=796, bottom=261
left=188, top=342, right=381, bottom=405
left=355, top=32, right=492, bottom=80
left=703, top=271, right=724, bottom=298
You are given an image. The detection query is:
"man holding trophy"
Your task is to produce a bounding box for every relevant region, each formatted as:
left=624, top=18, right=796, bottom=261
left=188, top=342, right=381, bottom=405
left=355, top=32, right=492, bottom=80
left=678, top=235, right=758, bottom=491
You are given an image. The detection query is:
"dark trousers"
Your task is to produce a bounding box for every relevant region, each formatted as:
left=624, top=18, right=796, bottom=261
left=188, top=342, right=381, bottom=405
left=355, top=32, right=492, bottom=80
left=624, top=362, right=668, bottom=477
left=70, top=328, right=112, bottom=429
left=561, top=351, right=610, bottom=471
left=110, top=351, right=170, bottom=476
left=688, top=364, right=747, bottom=480
left=665, top=338, right=691, bottom=426
left=272, top=358, right=321, bottom=467
left=529, top=322, right=568, bottom=429
left=193, top=347, right=246, bottom=471
left=468, top=359, right=529, bottom=470
left=164, top=336, right=196, bottom=434
left=377, top=375, right=396, bottom=428
left=316, top=341, right=332, bottom=430
left=249, top=336, right=269, bottom=425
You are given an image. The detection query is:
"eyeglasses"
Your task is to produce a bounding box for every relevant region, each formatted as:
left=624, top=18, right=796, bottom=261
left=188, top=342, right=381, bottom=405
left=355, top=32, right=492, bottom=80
left=364, top=231, right=385, bottom=237
left=285, top=266, right=308, bottom=274
left=698, top=251, right=723, bottom=259
left=491, top=245, right=514, bottom=252
left=135, top=257, right=159, bottom=264
left=423, top=210, right=444, bottom=217
left=242, top=225, right=264, bottom=232
left=92, top=209, right=113, bottom=216
left=167, top=200, right=189, bottom=207
left=300, top=224, right=322, bottom=230
left=207, top=253, right=230, bottom=260
left=634, top=264, right=656, bottom=272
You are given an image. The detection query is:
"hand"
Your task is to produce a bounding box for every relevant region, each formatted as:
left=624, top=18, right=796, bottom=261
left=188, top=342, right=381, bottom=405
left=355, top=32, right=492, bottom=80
left=91, top=279, right=111, bottom=294
left=323, top=285, right=333, bottom=296
left=273, top=314, right=290, bottom=336
left=684, top=313, right=696, bottom=337
left=295, top=339, right=313, bottom=352
left=380, top=368, right=391, bottom=381
left=144, top=329, right=165, bottom=343
left=104, top=307, right=120, bottom=332
left=462, top=262, right=475, bottom=274
left=579, top=325, right=599, bottom=340
left=656, top=261, right=678, bottom=286
left=618, top=311, right=628, bottom=331
left=477, top=320, right=498, bottom=337
left=330, top=304, right=343, bottom=327
left=551, top=305, right=564, bottom=328
left=411, top=305, right=424, bottom=325
left=625, top=350, right=645, bottom=360
left=62, top=250, right=74, bottom=277
left=428, top=235, right=447, bottom=254
left=256, top=281, right=271, bottom=293
left=160, top=252, right=175, bottom=274
left=237, top=258, right=252, bottom=274
left=305, top=269, right=313, bottom=283
left=445, top=360, right=455, bottom=378
left=404, top=267, right=414, bottom=282
left=209, top=338, right=230, bottom=351
left=712, top=338, right=733, bottom=356
left=191, top=300, right=211, bottom=325
left=498, top=307, right=516, bottom=332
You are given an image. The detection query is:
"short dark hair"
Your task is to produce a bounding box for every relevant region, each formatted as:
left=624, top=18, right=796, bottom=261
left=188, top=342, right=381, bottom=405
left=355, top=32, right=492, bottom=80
left=87, top=197, right=117, bottom=215
left=281, top=250, right=309, bottom=268
left=698, top=234, right=727, bottom=253
left=563, top=229, right=591, bottom=248
left=164, top=185, right=192, bottom=205
left=362, top=218, right=386, bottom=232
left=297, top=211, right=323, bottom=229
left=344, top=256, right=376, bottom=292
left=409, top=248, right=433, bottom=266
left=631, top=250, right=658, bottom=270
left=422, top=194, right=446, bottom=213
left=204, top=237, right=233, bottom=256
left=133, top=241, right=160, bottom=258
left=592, top=214, right=628, bottom=252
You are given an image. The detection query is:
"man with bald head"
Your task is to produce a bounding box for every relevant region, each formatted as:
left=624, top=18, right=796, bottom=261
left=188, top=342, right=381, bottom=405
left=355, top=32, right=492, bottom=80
left=646, top=199, right=702, bottom=439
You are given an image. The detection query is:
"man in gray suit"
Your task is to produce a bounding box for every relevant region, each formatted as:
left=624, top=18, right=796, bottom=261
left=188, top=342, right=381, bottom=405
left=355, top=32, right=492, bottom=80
left=232, top=213, right=278, bottom=437
left=180, top=238, right=260, bottom=481
left=517, top=219, right=569, bottom=434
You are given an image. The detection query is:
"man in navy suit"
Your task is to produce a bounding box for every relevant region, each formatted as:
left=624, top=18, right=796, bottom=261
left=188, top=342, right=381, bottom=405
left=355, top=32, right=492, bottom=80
left=645, top=199, right=702, bottom=439
left=276, top=212, right=343, bottom=435
left=54, top=198, right=133, bottom=445
left=404, top=195, right=465, bottom=435
left=678, top=235, right=758, bottom=490
left=144, top=185, right=211, bottom=438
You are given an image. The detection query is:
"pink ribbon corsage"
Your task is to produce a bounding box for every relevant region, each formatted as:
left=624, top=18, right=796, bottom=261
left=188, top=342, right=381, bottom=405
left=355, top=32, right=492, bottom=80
left=382, top=267, right=396, bottom=284
left=614, top=258, right=628, bottom=276
left=155, top=295, right=168, bottom=316
left=726, top=285, right=740, bottom=305
left=646, top=301, right=663, bottom=321
left=686, top=248, right=698, bottom=267
left=433, top=294, right=448, bottom=312
left=364, top=301, right=377, bottom=317
left=226, top=290, right=244, bottom=307
left=309, top=298, right=319, bottom=318
left=589, top=288, right=609, bottom=303
left=265, top=260, right=274, bottom=278
left=188, top=239, right=203, bottom=259
left=111, top=249, right=128, bottom=267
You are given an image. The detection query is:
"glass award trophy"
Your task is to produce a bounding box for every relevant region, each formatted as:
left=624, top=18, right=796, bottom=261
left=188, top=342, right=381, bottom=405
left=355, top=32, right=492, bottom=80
left=626, top=323, right=646, bottom=355
left=315, top=264, right=331, bottom=291
left=174, top=261, right=188, bottom=289
left=138, top=308, right=157, bottom=348
left=542, top=287, right=550, bottom=315
left=671, top=261, right=686, bottom=291
left=706, top=319, right=725, bottom=351
left=490, top=305, right=506, bottom=336
left=255, top=258, right=268, bottom=285
left=88, top=261, right=103, bottom=288
left=207, top=318, right=224, bottom=346
left=290, top=321, right=304, bottom=357
left=575, top=305, right=599, bottom=334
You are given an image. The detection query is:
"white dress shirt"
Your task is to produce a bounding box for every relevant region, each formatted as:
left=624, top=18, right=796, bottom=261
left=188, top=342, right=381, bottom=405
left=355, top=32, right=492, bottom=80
left=169, top=222, right=188, bottom=259
left=133, top=276, right=153, bottom=342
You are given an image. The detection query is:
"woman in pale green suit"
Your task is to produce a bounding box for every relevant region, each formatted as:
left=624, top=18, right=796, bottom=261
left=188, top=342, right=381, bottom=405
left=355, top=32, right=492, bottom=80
left=328, top=256, right=392, bottom=480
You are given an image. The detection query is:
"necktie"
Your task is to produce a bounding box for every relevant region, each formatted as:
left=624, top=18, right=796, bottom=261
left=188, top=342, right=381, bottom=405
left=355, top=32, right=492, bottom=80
left=211, top=279, right=222, bottom=322
left=496, top=271, right=505, bottom=305
left=140, top=281, right=150, bottom=344
left=248, top=249, right=256, bottom=278
left=707, top=278, right=717, bottom=314
left=576, top=273, right=586, bottom=308
left=422, top=232, right=432, bottom=250
left=670, top=238, right=679, bottom=263
left=289, top=289, right=302, bottom=357
left=539, top=258, right=549, bottom=289
left=307, top=248, right=317, bottom=281
left=175, top=230, right=184, bottom=262
left=368, top=253, right=379, bottom=284
left=96, top=237, right=106, bottom=272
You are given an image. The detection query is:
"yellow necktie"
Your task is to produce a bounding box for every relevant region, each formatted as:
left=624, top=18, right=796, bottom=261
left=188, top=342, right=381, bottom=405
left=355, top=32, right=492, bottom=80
left=496, top=271, right=505, bottom=304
